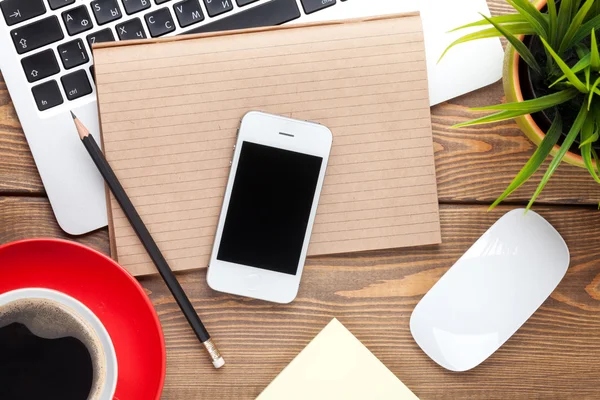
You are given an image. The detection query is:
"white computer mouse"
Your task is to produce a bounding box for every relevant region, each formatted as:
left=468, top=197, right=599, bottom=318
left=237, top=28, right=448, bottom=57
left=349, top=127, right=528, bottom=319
left=410, top=209, right=570, bottom=372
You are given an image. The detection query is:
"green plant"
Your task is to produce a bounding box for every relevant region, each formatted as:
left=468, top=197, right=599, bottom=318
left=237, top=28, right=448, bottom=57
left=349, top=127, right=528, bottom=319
left=442, top=0, right=600, bottom=209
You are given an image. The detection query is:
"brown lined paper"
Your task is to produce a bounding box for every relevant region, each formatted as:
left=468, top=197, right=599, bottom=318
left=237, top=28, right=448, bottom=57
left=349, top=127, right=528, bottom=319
left=94, top=13, right=441, bottom=276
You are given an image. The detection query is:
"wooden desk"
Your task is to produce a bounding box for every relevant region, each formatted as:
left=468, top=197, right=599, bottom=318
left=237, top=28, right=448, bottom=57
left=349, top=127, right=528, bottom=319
left=1, top=2, right=600, bottom=398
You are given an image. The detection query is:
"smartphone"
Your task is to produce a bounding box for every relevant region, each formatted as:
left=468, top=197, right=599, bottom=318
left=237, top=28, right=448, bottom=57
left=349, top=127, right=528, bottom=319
left=207, top=111, right=332, bottom=303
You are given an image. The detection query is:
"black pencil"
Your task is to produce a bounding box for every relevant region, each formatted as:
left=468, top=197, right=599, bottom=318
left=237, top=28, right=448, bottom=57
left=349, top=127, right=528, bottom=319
left=71, top=111, right=224, bottom=369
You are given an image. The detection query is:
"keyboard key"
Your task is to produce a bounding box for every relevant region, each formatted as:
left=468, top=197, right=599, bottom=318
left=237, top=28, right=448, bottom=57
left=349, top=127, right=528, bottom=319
left=1, top=0, right=46, bottom=26
left=122, top=0, right=151, bottom=15
left=91, top=0, right=122, bottom=25
left=300, top=0, right=335, bottom=14
left=116, top=18, right=147, bottom=40
left=10, top=16, right=64, bottom=55
left=90, top=66, right=96, bottom=83
left=32, top=80, right=63, bottom=111
left=21, top=49, right=60, bottom=83
left=61, top=70, right=93, bottom=101
left=173, top=0, right=204, bottom=28
left=145, top=8, right=175, bottom=37
left=156, top=0, right=171, bottom=3
left=236, top=0, right=258, bottom=6
left=62, top=6, right=94, bottom=36
left=87, top=28, right=116, bottom=48
left=203, top=0, right=232, bottom=17
left=185, top=0, right=300, bottom=34
left=58, top=39, right=89, bottom=69
left=48, top=0, right=76, bottom=10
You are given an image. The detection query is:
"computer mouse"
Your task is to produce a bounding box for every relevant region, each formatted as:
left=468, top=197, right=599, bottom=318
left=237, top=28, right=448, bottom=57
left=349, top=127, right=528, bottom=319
left=410, top=209, right=569, bottom=372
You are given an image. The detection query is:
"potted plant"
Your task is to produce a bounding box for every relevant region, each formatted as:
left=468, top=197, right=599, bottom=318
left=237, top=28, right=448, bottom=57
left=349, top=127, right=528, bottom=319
left=442, top=0, right=600, bottom=209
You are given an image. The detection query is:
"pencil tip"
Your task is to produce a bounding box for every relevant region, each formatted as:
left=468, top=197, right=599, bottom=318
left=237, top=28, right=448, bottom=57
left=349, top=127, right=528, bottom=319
left=70, top=110, right=89, bottom=139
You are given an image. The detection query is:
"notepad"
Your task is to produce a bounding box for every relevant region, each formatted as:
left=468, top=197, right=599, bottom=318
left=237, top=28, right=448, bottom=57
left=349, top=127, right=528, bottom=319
left=93, top=13, right=441, bottom=276
left=257, top=318, right=419, bottom=399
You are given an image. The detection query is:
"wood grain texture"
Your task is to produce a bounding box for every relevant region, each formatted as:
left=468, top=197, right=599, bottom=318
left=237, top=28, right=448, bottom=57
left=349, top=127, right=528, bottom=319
left=433, top=81, right=600, bottom=205
left=1, top=0, right=600, bottom=398
left=0, top=196, right=109, bottom=254
left=1, top=0, right=600, bottom=203
left=2, top=196, right=599, bottom=398
left=142, top=204, right=600, bottom=400
left=2, top=74, right=599, bottom=203
left=0, top=74, right=44, bottom=194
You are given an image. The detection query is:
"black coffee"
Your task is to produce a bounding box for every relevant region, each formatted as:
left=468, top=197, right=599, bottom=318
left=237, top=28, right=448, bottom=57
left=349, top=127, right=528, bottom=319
left=0, top=322, right=93, bottom=400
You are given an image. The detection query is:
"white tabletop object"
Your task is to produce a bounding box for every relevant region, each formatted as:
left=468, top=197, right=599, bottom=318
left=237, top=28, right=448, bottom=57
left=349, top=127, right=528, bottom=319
left=410, top=209, right=570, bottom=372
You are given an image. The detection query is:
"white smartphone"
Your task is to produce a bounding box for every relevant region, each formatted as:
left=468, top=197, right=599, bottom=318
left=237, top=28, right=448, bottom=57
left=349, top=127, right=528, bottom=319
left=207, top=111, right=332, bottom=304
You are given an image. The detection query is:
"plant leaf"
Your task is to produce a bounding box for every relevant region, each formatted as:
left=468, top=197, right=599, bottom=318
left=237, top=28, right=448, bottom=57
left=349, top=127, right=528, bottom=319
left=448, top=14, right=527, bottom=32
left=580, top=114, right=600, bottom=182
left=471, top=88, right=578, bottom=111
left=582, top=101, right=600, bottom=147
left=592, top=1, right=600, bottom=21
left=592, top=29, right=600, bottom=71
left=591, top=1, right=600, bottom=23
left=575, top=43, right=590, bottom=58
left=547, top=0, right=558, bottom=47
left=585, top=66, right=591, bottom=89
left=481, top=13, right=542, bottom=75
left=549, top=53, right=591, bottom=87
left=593, top=104, right=600, bottom=174
left=454, top=88, right=578, bottom=127
left=439, top=23, right=535, bottom=63
left=588, top=77, right=600, bottom=109
left=571, top=14, right=600, bottom=46
left=489, top=115, right=563, bottom=210
left=580, top=145, right=598, bottom=180
left=580, top=127, right=599, bottom=146
left=507, top=0, right=549, bottom=40
left=452, top=110, right=532, bottom=128
left=559, top=0, right=596, bottom=53
left=593, top=149, right=600, bottom=179
left=557, top=0, right=574, bottom=42
left=540, top=36, right=587, bottom=92
left=527, top=102, right=589, bottom=209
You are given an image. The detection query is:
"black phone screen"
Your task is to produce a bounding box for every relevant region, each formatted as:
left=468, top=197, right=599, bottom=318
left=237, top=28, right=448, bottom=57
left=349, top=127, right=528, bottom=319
left=217, top=141, right=323, bottom=275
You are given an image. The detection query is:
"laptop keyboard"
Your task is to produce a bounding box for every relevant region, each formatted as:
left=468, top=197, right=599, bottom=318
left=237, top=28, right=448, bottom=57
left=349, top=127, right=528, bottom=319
left=0, top=0, right=341, bottom=112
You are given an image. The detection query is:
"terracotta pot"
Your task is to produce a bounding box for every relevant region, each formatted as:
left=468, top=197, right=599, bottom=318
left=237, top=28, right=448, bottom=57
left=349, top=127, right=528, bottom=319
left=502, top=0, right=589, bottom=168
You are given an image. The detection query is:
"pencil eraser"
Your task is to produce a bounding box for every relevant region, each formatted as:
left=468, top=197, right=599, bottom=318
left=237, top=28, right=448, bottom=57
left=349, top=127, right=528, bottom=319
left=213, top=357, right=225, bottom=369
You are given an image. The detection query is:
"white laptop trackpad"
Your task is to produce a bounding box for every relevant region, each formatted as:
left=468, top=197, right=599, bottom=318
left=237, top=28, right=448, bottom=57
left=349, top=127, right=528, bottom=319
left=410, top=209, right=569, bottom=372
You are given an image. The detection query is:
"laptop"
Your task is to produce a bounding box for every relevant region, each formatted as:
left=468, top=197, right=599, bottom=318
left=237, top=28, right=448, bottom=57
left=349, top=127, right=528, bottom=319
left=0, top=0, right=503, bottom=235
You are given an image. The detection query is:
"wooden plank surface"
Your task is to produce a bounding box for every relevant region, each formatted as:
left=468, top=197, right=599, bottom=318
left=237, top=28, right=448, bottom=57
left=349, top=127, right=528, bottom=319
left=0, top=75, right=43, bottom=194
left=2, top=197, right=600, bottom=398
left=1, top=0, right=600, bottom=398
left=153, top=204, right=600, bottom=400
left=3, top=72, right=600, bottom=204
left=0, top=196, right=109, bottom=254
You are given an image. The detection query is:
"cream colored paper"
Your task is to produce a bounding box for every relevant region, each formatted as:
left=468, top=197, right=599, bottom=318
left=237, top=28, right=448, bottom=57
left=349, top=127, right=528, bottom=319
left=94, top=14, right=441, bottom=276
left=257, top=318, right=419, bottom=400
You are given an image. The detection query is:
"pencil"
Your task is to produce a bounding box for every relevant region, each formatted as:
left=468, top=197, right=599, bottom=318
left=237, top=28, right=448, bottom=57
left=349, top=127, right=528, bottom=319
left=70, top=111, right=224, bottom=369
